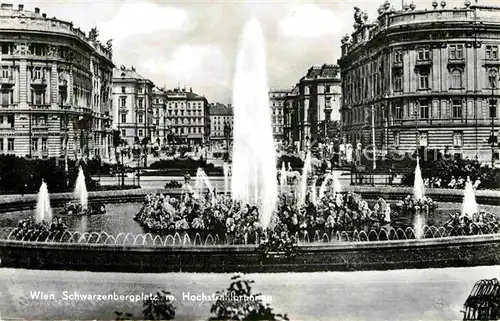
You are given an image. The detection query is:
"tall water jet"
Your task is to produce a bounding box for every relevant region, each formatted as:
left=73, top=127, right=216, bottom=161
left=298, top=150, right=311, bottom=205
left=195, top=168, right=215, bottom=205
left=280, top=162, right=287, bottom=193
left=413, top=156, right=426, bottom=239
left=310, top=177, right=318, bottom=205
left=413, top=156, right=425, bottom=201
left=231, top=19, right=277, bottom=229
left=35, top=180, right=53, bottom=223
left=222, top=162, right=230, bottom=196
left=319, top=173, right=332, bottom=199
left=74, top=166, right=88, bottom=210
left=462, top=176, right=478, bottom=218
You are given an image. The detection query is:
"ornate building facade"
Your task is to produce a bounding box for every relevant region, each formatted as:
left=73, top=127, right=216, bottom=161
left=0, top=4, right=114, bottom=159
left=269, top=89, right=287, bottom=142
left=112, top=66, right=155, bottom=147
left=161, top=87, right=209, bottom=146
left=284, top=64, right=342, bottom=150
left=209, top=103, right=233, bottom=143
left=338, top=1, right=500, bottom=164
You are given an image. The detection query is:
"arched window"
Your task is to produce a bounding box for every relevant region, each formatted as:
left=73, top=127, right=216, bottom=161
left=451, top=69, right=462, bottom=89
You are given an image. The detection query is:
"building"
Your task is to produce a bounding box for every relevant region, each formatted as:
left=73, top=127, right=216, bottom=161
left=284, top=64, right=342, bottom=150
left=112, top=65, right=155, bottom=147
left=0, top=3, right=114, bottom=159
left=162, top=87, right=209, bottom=146
left=338, top=1, right=500, bottom=164
left=268, top=89, right=288, bottom=142
left=151, top=86, right=170, bottom=148
left=209, top=103, right=233, bottom=143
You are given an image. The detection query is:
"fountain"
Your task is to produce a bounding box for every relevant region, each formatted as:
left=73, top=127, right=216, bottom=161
left=223, top=162, right=230, bottom=196
left=35, top=180, right=53, bottom=224
left=319, top=172, right=342, bottom=199
left=413, top=156, right=425, bottom=238
left=462, top=176, right=478, bottom=218
left=299, top=150, right=311, bottom=205
left=413, top=156, right=425, bottom=201
left=74, top=166, right=88, bottom=210
left=231, top=19, right=277, bottom=229
left=280, top=162, right=287, bottom=193
left=195, top=168, right=215, bottom=205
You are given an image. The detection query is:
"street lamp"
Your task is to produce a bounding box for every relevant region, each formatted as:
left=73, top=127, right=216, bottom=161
left=384, top=94, right=390, bottom=155
left=371, top=104, right=376, bottom=170
left=488, top=70, right=498, bottom=167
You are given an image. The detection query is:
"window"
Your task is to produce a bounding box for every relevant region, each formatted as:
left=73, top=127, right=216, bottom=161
left=394, top=50, right=403, bottom=63
left=449, top=45, right=464, bottom=60
left=486, top=45, right=499, bottom=60
left=453, top=131, right=463, bottom=147
left=419, top=101, right=429, bottom=119
left=121, top=114, right=126, bottom=123
left=1, top=91, right=10, bottom=106
left=418, top=132, right=428, bottom=147
left=138, top=98, right=143, bottom=108
left=32, top=138, right=38, bottom=151
left=417, top=48, right=430, bottom=61
left=138, top=114, right=143, bottom=123
left=121, top=129, right=126, bottom=137
left=451, top=69, right=463, bottom=88
left=119, top=96, right=126, bottom=107
left=7, top=138, right=14, bottom=151
left=2, top=67, right=10, bottom=79
left=7, top=115, right=14, bottom=128
left=41, top=138, right=47, bottom=151
left=33, top=67, right=42, bottom=80
left=325, top=85, right=330, bottom=93
left=121, top=86, right=126, bottom=93
left=138, top=129, right=143, bottom=137
left=34, top=91, right=43, bottom=105
left=490, top=100, right=497, bottom=118
left=1, top=43, right=10, bottom=55
left=0, top=138, right=3, bottom=151
left=452, top=100, right=462, bottom=118
left=393, top=132, right=400, bottom=146
left=419, top=73, right=429, bottom=89
left=394, top=73, right=402, bottom=91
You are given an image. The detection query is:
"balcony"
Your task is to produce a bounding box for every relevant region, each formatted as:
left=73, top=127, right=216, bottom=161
left=30, top=78, right=47, bottom=87
left=29, top=104, right=50, bottom=110
left=0, top=76, right=14, bottom=85
left=447, top=58, right=465, bottom=69
left=415, top=59, right=432, bottom=67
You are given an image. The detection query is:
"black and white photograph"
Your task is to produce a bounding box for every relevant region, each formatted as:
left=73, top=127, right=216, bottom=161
left=0, top=0, right=499, bottom=320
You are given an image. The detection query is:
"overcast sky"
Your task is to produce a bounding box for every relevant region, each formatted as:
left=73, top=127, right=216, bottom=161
left=22, top=0, right=496, bottom=103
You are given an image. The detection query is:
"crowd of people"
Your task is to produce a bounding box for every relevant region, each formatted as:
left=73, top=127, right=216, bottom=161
left=134, top=187, right=404, bottom=242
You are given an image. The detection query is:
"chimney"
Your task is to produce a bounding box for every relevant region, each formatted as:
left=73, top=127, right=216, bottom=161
left=42, top=13, right=46, bottom=18
left=34, top=7, right=40, bottom=14
left=18, top=4, right=23, bottom=10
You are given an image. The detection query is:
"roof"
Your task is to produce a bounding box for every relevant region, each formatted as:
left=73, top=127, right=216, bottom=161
left=113, top=66, right=147, bottom=80
left=210, top=105, right=233, bottom=116
left=304, top=64, right=341, bottom=80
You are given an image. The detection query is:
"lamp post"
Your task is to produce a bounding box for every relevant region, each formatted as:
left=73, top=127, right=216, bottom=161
left=384, top=94, right=390, bottom=155
left=371, top=104, right=376, bottom=170
left=489, top=70, right=497, bottom=167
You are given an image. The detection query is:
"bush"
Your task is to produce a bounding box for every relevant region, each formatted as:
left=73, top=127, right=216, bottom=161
left=0, top=155, right=113, bottom=194
left=209, top=275, right=289, bottom=321
left=149, top=157, right=207, bottom=170
left=401, top=158, right=500, bottom=190
left=277, top=154, right=303, bottom=171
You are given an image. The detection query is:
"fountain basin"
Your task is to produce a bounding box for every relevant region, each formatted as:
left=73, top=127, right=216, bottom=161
left=0, top=233, right=499, bottom=273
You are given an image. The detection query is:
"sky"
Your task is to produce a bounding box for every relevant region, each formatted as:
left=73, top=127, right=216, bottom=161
left=20, top=0, right=496, bottom=104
